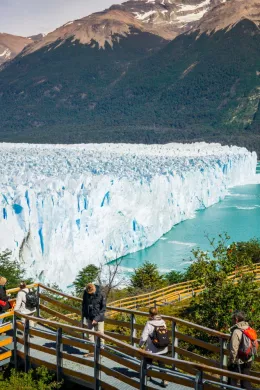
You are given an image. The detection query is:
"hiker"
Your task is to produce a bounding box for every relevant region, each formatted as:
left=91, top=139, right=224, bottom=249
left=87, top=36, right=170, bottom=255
left=0, top=276, right=11, bottom=324
left=82, top=283, right=106, bottom=358
left=228, top=310, right=258, bottom=390
left=14, top=281, right=37, bottom=331
left=139, top=307, right=169, bottom=388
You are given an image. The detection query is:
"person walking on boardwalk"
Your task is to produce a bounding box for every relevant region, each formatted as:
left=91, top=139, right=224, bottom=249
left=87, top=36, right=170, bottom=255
left=14, top=281, right=37, bottom=333
left=82, top=283, right=106, bottom=358
left=228, top=310, right=258, bottom=390
left=139, top=307, right=170, bottom=388
left=0, top=276, right=11, bottom=325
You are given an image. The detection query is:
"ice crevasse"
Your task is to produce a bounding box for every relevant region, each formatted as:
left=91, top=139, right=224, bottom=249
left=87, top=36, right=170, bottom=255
left=0, top=142, right=257, bottom=289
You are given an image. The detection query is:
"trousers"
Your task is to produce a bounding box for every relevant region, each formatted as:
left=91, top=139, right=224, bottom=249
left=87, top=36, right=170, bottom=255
left=83, top=318, right=104, bottom=345
left=228, top=362, right=252, bottom=390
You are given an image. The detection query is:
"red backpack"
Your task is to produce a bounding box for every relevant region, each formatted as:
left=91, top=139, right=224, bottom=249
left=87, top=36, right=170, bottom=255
left=238, top=327, right=259, bottom=362
left=0, top=300, right=11, bottom=311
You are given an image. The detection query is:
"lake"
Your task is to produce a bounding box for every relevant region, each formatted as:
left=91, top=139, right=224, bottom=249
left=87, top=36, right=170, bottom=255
left=120, top=163, right=260, bottom=274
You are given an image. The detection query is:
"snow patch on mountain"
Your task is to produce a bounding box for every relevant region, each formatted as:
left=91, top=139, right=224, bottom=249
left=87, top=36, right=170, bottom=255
left=134, top=10, right=157, bottom=21
left=177, top=9, right=208, bottom=23
left=0, top=48, right=11, bottom=58
left=0, top=143, right=257, bottom=288
left=177, top=0, right=210, bottom=12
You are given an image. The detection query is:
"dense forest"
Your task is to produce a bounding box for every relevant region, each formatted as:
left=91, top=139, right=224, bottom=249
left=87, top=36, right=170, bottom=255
left=0, top=20, right=259, bottom=153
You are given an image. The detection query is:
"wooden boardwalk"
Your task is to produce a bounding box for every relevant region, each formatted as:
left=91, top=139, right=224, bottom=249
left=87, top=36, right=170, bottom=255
left=109, top=264, right=260, bottom=310
left=16, top=325, right=191, bottom=389
left=12, top=314, right=260, bottom=390
left=1, top=280, right=260, bottom=389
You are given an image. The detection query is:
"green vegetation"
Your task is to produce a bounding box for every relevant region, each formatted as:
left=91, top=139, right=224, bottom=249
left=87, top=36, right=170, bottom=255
left=0, top=21, right=259, bottom=153
left=0, top=250, right=32, bottom=289
left=129, top=261, right=167, bottom=292
left=0, top=367, right=61, bottom=390
left=182, top=235, right=260, bottom=332
left=73, top=264, right=100, bottom=297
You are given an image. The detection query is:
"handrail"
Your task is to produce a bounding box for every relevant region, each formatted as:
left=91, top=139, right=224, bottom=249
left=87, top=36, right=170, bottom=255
left=110, top=264, right=260, bottom=308
left=39, top=284, right=229, bottom=338
left=38, top=283, right=260, bottom=341
left=110, top=279, right=197, bottom=305
left=14, top=312, right=260, bottom=387
left=38, top=283, right=81, bottom=302
left=6, top=283, right=38, bottom=295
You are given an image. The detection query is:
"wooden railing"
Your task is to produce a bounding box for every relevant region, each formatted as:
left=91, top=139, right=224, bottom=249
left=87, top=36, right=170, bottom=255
left=13, top=312, right=260, bottom=390
left=110, top=264, right=260, bottom=309
left=0, top=264, right=259, bottom=385
left=35, top=283, right=260, bottom=380
left=0, top=283, right=38, bottom=363
left=0, top=311, right=13, bottom=363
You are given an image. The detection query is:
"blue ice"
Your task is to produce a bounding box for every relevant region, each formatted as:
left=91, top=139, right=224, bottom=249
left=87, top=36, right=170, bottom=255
left=101, top=192, right=110, bottom=207
left=13, top=204, right=23, bottom=214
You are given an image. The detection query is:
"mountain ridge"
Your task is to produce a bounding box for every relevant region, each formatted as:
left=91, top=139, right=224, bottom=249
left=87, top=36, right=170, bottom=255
left=0, top=33, right=32, bottom=65
left=0, top=0, right=259, bottom=154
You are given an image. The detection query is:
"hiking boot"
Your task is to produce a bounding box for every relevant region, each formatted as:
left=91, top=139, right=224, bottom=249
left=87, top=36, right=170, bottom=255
left=161, top=380, right=169, bottom=388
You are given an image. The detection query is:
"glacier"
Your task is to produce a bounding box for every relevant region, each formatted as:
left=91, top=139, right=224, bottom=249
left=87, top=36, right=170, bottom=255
left=0, top=142, right=257, bottom=289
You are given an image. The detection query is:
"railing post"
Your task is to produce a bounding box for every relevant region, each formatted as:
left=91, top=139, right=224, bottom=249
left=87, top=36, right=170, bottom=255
left=56, top=328, right=63, bottom=383
left=81, top=313, right=85, bottom=340
left=220, top=338, right=228, bottom=383
left=36, top=284, right=40, bottom=317
left=195, top=370, right=203, bottom=390
left=140, top=356, right=147, bottom=389
left=24, top=319, right=30, bottom=373
left=171, top=321, right=178, bottom=370
left=130, top=313, right=136, bottom=347
left=154, top=300, right=157, bottom=308
left=94, top=335, right=101, bottom=390
left=179, top=293, right=181, bottom=302
left=13, top=314, right=18, bottom=369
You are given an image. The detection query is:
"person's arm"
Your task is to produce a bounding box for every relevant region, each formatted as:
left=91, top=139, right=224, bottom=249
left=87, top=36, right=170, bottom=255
left=0, top=287, right=9, bottom=302
left=94, top=294, right=106, bottom=323
left=229, top=330, right=242, bottom=364
left=14, top=291, right=23, bottom=312
left=139, top=322, right=151, bottom=347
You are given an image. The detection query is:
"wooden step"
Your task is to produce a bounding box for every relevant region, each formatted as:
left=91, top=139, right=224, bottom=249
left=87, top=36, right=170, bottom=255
left=0, top=350, right=12, bottom=361
left=0, top=323, right=12, bottom=334
left=0, top=336, right=12, bottom=348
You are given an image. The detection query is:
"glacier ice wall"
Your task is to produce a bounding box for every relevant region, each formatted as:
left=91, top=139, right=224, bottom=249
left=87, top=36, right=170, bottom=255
left=0, top=142, right=257, bottom=288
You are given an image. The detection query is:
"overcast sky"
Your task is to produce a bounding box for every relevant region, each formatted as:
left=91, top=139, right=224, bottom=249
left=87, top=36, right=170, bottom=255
left=0, top=0, right=123, bottom=37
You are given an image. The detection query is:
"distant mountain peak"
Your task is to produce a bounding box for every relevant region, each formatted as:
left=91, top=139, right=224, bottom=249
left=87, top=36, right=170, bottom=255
left=196, top=0, right=260, bottom=33
left=109, top=0, right=227, bottom=39
left=0, top=33, right=32, bottom=65
left=22, top=0, right=229, bottom=55
left=23, top=9, right=149, bottom=55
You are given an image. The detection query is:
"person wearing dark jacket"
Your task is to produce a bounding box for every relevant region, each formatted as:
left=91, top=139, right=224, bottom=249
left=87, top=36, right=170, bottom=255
left=0, top=276, right=10, bottom=325
left=82, top=283, right=106, bottom=357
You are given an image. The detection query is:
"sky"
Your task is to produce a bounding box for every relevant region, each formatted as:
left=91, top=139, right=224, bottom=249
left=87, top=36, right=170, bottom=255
left=0, top=0, right=123, bottom=37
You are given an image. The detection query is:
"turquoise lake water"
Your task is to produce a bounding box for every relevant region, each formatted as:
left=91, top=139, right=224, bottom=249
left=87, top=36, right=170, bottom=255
left=120, top=163, right=260, bottom=274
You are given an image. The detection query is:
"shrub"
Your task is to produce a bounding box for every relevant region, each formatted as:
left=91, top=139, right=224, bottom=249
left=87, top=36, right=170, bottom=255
left=0, top=367, right=61, bottom=390
left=130, top=261, right=167, bottom=291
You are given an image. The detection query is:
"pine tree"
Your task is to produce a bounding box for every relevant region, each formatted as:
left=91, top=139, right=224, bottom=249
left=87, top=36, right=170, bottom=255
left=73, top=264, right=100, bottom=297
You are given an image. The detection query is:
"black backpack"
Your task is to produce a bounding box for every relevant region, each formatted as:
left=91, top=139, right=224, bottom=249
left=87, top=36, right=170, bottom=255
left=23, top=289, right=38, bottom=310
left=150, top=324, right=170, bottom=349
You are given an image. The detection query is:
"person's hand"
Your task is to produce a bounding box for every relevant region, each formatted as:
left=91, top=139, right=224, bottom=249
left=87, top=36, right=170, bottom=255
left=92, top=320, right=98, bottom=325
